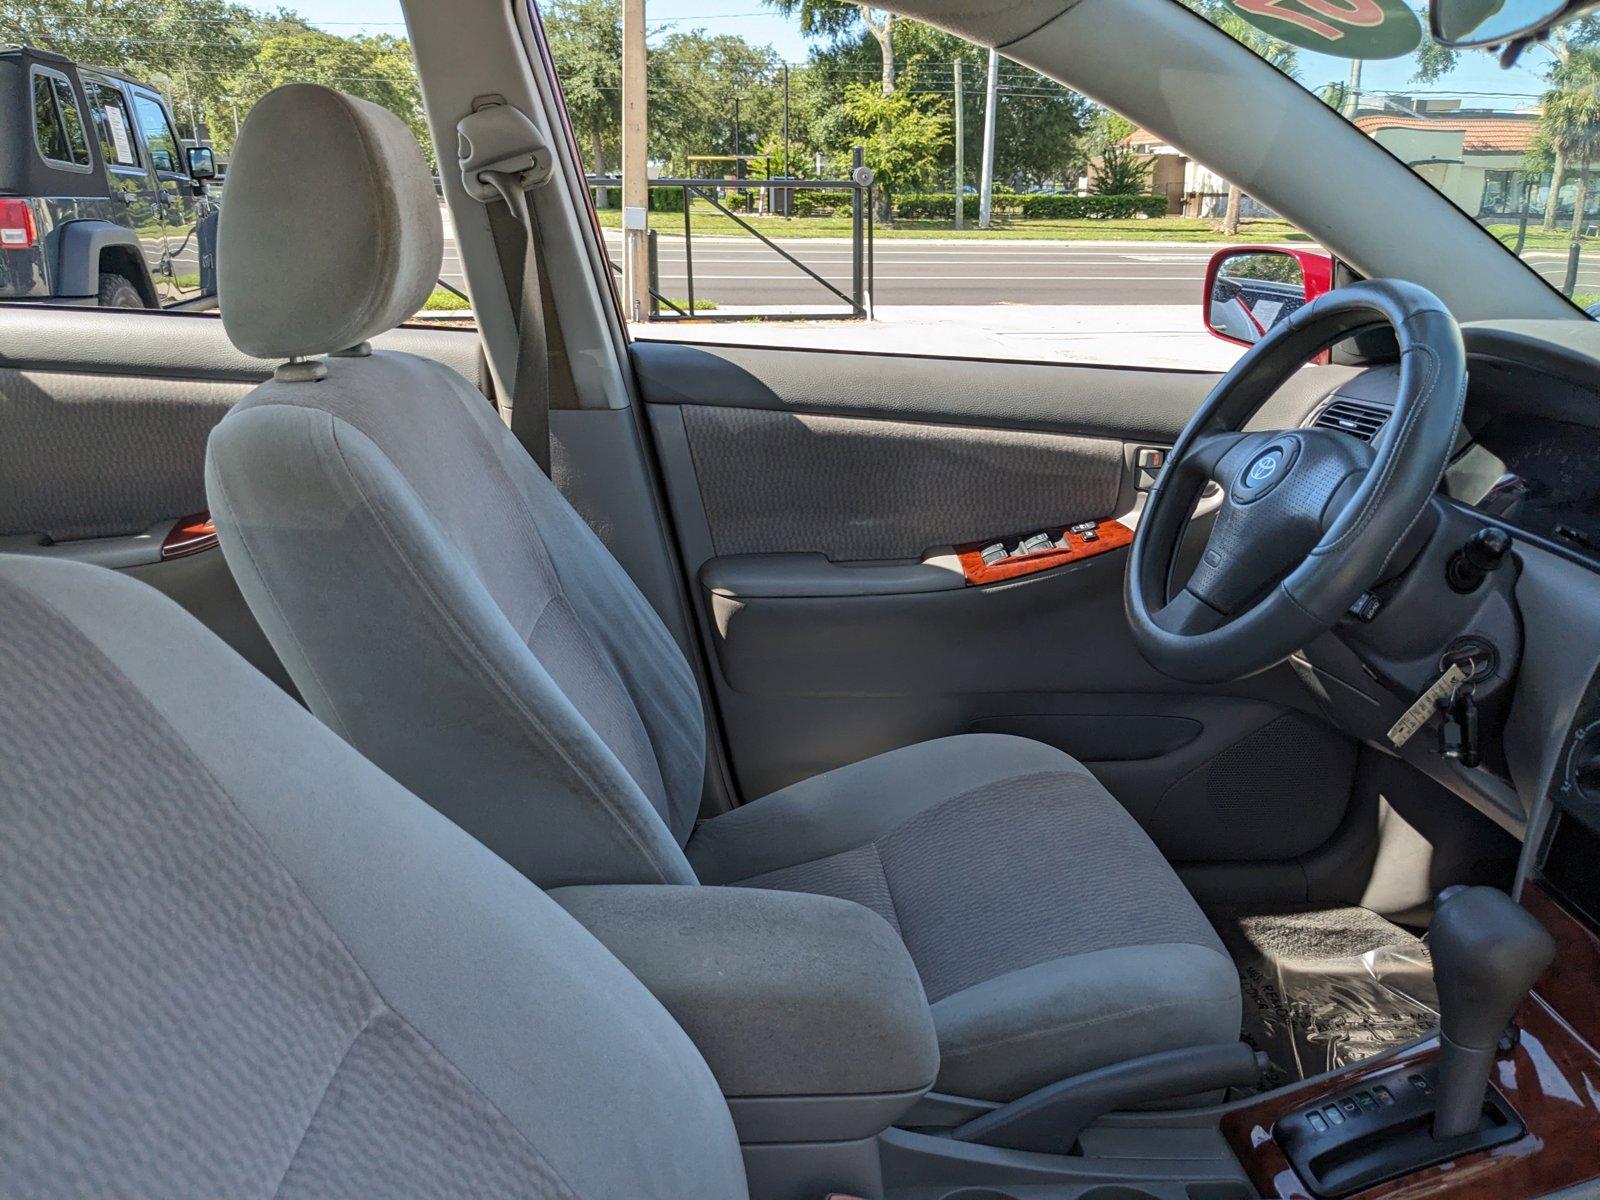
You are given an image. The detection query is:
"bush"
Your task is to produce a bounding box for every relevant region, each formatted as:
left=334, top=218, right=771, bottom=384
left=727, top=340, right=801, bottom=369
left=1018, top=193, right=1167, bottom=220
left=648, top=187, right=686, bottom=213
left=892, top=192, right=1027, bottom=220
left=894, top=192, right=976, bottom=220
left=790, top=189, right=849, bottom=217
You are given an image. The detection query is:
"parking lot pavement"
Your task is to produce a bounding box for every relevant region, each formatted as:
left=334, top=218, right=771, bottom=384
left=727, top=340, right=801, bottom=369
left=631, top=304, right=1249, bottom=371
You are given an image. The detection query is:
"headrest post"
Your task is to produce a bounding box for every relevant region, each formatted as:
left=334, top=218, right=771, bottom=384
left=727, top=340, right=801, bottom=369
left=275, top=355, right=329, bottom=383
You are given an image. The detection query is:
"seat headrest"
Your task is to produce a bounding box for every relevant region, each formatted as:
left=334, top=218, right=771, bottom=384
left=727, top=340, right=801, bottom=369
left=219, top=84, right=443, bottom=360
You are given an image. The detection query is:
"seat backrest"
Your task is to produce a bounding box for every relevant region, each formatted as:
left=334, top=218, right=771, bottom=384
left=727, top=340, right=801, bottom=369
left=206, top=84, right=705, bottom=889
left=0, top=554, right=746, bottom=1199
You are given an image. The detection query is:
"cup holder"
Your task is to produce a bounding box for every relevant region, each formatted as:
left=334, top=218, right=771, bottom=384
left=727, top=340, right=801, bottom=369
left=1077, top=1189, right=1162, bottom=1200
left=937, top=1190, right=1020, bottom=1200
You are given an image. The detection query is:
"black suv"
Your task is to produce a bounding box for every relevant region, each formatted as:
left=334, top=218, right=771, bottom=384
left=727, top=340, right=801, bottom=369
left=0, top=47, right=219, bottom=309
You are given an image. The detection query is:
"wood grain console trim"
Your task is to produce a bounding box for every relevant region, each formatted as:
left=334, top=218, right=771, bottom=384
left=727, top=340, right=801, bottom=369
left=1221, top=882, right=1600, bottom=1199
left=956, top=519, right=1132, bottom=586
left=160, top=512, right=217, bottom=560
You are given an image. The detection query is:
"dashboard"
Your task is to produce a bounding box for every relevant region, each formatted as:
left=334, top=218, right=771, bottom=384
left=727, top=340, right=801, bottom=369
left=1307, top=330, right=1600, bottom=564
left=1290, top=318, right=1600, bottom=924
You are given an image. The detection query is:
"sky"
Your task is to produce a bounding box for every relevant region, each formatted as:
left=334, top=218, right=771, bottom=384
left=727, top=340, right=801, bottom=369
left=292, top=0, right=1556, bottom=104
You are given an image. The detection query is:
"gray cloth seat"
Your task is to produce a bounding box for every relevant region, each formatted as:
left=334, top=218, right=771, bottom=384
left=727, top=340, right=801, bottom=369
left=205, top=84, right=1241, bottom=1105
left=688, top=735, right=1240, bottom=1102
left=0, top=553, right=749, bottom=1199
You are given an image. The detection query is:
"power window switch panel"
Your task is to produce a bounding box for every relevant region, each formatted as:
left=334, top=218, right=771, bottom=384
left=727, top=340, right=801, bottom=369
left=979, top=542, right=1008, bottom=566
left=1016, top=533, right=1055, bottom=555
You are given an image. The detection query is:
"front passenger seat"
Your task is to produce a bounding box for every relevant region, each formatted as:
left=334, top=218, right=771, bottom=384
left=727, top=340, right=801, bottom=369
left=205, top=84, right=1242, bottom=1104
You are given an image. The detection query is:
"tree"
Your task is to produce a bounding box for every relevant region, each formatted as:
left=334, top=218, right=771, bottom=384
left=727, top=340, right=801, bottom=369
left=840, top=81, right=948, bottom=219
left=1091, top=142, right=1153, bottom=194
left=1538, top=47, right=1600, bottom=237
left=761, top=0, right=898, bottom=95
left=649, top=31, right=782, bottom=174
left=544, top=0, right=622, bottom=201
left=0, top=0, right=259, bottom=143
left=224, top=26, right=427, bottom=160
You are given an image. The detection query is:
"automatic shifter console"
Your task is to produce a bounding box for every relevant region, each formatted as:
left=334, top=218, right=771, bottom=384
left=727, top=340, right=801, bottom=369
left=1275, top=887, right=1555, bottom=1197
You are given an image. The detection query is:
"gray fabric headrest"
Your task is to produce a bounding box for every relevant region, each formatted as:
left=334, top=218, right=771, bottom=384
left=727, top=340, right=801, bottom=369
left=219, top=84, right=442, bottom=359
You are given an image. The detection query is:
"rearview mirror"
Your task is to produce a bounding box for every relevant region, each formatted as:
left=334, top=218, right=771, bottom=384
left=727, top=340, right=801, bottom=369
left=1204, top=248, right=1330, bottom=348
left=1431, top=0, right=1589, bottom=47
left=186, top=145, right=217, bottom=181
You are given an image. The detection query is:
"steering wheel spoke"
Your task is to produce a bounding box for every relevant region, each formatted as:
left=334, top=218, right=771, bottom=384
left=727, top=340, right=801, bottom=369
left=1152, top=588, right=1228, bottom=636
left=1185, top=429, right=1253, bottom=482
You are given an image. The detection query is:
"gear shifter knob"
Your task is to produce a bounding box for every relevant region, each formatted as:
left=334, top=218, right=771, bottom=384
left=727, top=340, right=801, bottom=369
left=1429, top=886, right=1555, bottom=1139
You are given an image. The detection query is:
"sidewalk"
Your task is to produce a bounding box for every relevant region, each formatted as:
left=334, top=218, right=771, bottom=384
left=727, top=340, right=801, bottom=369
left=630, top=304, right=1248, bottom=371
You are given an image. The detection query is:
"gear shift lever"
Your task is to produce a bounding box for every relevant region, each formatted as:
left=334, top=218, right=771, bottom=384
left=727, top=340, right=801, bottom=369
left=1429, top=886, right=1555, bottom=1139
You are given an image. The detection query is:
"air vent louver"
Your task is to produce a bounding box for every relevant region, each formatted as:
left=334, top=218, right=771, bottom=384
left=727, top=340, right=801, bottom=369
left=1313, top=398, right=1389, bottom=443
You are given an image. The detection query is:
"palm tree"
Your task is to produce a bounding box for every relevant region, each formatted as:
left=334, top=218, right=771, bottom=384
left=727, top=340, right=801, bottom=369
left=1538, top=48, right=1600, bottom=237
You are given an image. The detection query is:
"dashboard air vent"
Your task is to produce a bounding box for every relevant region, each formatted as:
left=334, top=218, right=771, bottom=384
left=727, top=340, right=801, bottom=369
left=1313, top=398, right=1389, bottom=442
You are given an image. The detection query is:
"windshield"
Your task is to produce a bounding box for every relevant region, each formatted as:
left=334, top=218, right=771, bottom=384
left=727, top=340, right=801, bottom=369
left=1181, top=1, right=1600, bottom=313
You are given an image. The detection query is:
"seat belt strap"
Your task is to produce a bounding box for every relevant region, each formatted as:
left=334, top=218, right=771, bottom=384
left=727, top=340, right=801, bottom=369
left=486, top=178, right=551, bottom=475
left=456, top=100, right=559, bottom=474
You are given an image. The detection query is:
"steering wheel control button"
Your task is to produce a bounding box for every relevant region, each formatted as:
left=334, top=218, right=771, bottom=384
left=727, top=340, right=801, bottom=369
left=1234, top=439, right=1300, bottom=502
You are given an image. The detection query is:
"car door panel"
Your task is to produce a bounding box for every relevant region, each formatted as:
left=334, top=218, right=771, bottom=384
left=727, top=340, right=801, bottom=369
left=639, top=339, right=1365, bottom=877
left=677, top=404, right=1125, bottom=562
left=0, top=307, right=486, bottom=687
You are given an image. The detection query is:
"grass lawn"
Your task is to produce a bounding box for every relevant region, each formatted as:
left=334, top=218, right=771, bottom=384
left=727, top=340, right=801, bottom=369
left=1482, top=223, right=1599, bottom=251
left=592, top=206, right=1311, bottom=244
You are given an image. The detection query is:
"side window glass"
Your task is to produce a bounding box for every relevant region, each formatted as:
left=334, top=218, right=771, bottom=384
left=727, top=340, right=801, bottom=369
left=87, top=81, right=140, bottom=168
left=32, top=71, right=89, bottom=167
left=131, top=92, right=179, bottom=174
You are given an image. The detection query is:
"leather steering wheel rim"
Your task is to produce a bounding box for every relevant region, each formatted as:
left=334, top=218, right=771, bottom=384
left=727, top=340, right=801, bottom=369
left=1125, top=279, right=1467, bottom=684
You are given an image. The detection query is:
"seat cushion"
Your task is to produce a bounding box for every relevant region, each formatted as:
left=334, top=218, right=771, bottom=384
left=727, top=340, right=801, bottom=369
left=687, top=734, right=1241, bottom=1102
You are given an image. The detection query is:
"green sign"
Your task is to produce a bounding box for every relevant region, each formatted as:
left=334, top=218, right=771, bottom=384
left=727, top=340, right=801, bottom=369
left=1223, top=0, right=1424, bottom=59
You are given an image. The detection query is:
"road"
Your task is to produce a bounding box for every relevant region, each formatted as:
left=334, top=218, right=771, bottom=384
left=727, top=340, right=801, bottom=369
left=437, top=215, right=1600, bottom=310
left=599, top=234, right=1213, bottom=308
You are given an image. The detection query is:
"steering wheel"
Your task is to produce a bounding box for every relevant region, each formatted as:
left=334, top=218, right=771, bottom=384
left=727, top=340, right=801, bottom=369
left=1126, top=279, right=1466, bottom=684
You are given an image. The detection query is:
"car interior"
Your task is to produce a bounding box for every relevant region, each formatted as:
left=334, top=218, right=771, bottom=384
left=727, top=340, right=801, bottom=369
left=5, top=1, right=1600, bottom=1199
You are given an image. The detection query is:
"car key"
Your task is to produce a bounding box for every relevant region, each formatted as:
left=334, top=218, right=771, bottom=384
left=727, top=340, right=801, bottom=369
left=1388, top=662, right=1471, bottom=750
left=1438, top=699, right=1464, bottom=760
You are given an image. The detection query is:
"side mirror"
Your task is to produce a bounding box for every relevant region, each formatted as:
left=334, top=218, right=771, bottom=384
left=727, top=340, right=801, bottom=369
left=1204, top=247, right=1332, bottom=348
left=186, top=145, right=217, bottom=181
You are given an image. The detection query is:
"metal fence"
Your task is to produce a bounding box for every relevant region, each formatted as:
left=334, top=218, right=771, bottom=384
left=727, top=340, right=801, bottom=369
left=587, top=153, right=875, bottom=322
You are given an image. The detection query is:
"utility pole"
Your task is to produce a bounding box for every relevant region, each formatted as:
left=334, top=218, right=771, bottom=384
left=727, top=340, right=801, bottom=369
left=1345, top=58, right=1362, bottom=118
left=621, top=0, right=650, bottom=322
left=978, top=47, right=999, bottom=229
left=781, top=64, right=791, bottom=217
left=954, top=59, right=964, bottom=230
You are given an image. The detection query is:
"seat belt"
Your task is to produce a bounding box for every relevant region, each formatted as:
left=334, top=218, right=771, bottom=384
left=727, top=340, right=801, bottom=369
left=484, top=180, right=551, bottom=473
left=457, top=100, right=559, bottom=474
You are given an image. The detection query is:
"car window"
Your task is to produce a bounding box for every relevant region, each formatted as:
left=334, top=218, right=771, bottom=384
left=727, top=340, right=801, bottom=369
left=547, top=4, right=1301, bottom=370
left=130, top=91, right=180, bottom=174
left=85, top=80, right=140, bottom=169
left=32, top=69, right=90, bottom=169
left=1, top=3, right=463, bottom=326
